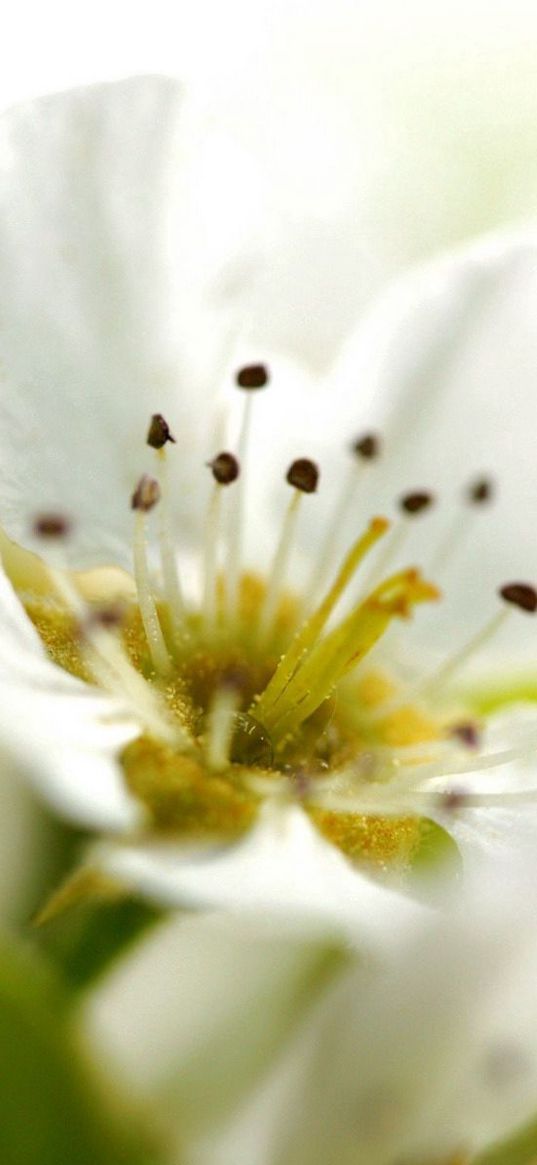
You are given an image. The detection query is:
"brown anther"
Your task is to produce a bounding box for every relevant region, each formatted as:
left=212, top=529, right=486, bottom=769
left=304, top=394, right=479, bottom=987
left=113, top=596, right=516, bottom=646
left=33, top=514, right=71, bottom=539
left=468, top=476, right=493, bottom=504
left=236, top=363, right=269, bottom=390
left=499, top=582, right=537, bottom=614
left=291, top=766, right=311, bottom=800
left=286, top=458, right=319, bottom=493
left=449, top=721, right=481, bottom=750
left=352, top=432, right=380, bottom=460
left=208, top=452, right=240, bottom=486
left=86, top=603, right=127, bottom=632
left=131, top=474, right=161, bottom=513
left=219, top=664, right=250, bottom=693
left=146, top=413, right=176, bottom=449
left=439, top=787, right=469, bottom=812
left=399, top=490, right=434, bottom=515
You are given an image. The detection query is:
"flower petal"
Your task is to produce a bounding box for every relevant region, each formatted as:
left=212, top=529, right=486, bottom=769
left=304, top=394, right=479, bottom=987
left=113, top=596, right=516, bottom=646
left=94, top=800, right=429, bottom=943
left=84, top=912, right=343, bottom=1140
left=197, top=862, right=537, bottom=1165
left=0, top=77, right=253, bottom=570
left=331, top=230, right=537, bottom=656
left=0, top=563, right=140, bottom=830
left=416, top=707, right=537, bottom=875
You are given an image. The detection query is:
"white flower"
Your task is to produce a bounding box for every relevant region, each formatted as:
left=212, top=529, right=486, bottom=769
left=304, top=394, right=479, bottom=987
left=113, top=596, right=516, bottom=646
left=0, top=76, right=536, bottom=929
left=1, top=72, right=537, bottom=1165
left=83, top=862, right=537, bottom=1165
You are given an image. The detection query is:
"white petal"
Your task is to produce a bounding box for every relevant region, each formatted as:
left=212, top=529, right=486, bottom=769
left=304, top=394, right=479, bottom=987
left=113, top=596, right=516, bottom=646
left=94, top=800, right=429, bottom=944
left=0, top=77, right=253, bottom=570
left=84, top=911, right=342, bottom=1139
left=420, top=706, right=537, bottom=875
left=200, top=864, right=537, bottom=1165
left=0, top=562, right=140, bottom=829
left=331, top=229, right=537, bottom=656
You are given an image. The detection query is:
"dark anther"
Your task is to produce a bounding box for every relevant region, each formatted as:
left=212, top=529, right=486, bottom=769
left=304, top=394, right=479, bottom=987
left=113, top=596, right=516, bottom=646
left=33, top=513, right=71, bottom=539
left=468, top=476, right=494, bottom=505
left=218, top=665, right=250, bottom=694
left=439, top=787, right=469, bottom=812
left=230, top=713, right=273, bottom=767
left=131, top=474, right=161, bottom=513
left=499, top=582, right=537, bottom=614
left=236, top=363, right=269, bottom=390
left=449, top=721, right=481, bottom=750
left=399, top=490, right=434, bottom=515
left=291, top=767, right=311, bottom=800
left=146, top=413, right=176, bottom=449
left=353, top=432, right=380, bottom=460
left=286, top=458, right=319, bottom=493
left=86, top=603, right=126, bottom=632
left=208, top=452, right=240, bottom=486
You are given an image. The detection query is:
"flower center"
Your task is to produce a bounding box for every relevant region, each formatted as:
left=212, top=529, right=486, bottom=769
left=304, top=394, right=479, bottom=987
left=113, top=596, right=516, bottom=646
left=19, top=364, right=537, bottom=883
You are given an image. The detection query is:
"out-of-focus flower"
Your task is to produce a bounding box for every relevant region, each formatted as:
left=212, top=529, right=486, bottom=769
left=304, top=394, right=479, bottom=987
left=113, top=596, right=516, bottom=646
left=84, top=860, right=537, bottom=1165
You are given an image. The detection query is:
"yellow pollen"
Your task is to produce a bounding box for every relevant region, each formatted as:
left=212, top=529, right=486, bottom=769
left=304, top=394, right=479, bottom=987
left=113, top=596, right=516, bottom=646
left=17, top=514, right=447, bottom=877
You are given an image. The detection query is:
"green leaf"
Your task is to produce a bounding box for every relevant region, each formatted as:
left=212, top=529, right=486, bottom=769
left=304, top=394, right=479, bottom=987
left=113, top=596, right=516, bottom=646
left=34, top=884, right=161, bottom=993
left=0, top=936, right=166, bottom=1165
left=477, top=1114, right=537, bottom=1165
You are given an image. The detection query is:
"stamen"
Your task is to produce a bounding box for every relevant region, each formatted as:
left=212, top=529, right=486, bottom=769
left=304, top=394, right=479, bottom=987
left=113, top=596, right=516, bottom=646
left=253, top=516, right=390, bottom=725
left=226, top=364, right=270, bottom=621
left=236, top=364, right=269, bottom=390
left=308, top=432, right=381, bottom=603
left=131, top=476, right=172, bottom=676
left=205, top=681, right=241, bottom=772
left=203, top=453, right=240, bottom=633
left=40, top=558, right=182, bottom=746
left=257, top=459, right=319, bottom=643
left=209, top=452, right=241, bottom=486
left=423, top=595, right=521, bottom=698
left=469, top=476, right=494, bottom=505
left=264, top=569, right=439, bottom=746
left=353, top=433, right=381, bottom=460
left=146, top=413, right=176, bottom=449
left=449, top=721, right=481, bottom=750
left=146, top=415, right=186, bottom=647
left=429, top=475, right=495, bottom=575
left=499, top=582, right=537, bottom=613
left=33, top=513, right=72, bottom=539
left=374, top=582, right=536, bottom=718
left=360, top=489, right=434, bottom=595
left=400, top=491, right=434, bottom=515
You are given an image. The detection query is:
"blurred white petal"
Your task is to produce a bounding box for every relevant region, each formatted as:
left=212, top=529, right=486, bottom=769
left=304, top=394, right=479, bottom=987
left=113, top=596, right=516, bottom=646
left=94, top=801, right=428, bottom=943
left=191, top=864, right=537, bottom=1165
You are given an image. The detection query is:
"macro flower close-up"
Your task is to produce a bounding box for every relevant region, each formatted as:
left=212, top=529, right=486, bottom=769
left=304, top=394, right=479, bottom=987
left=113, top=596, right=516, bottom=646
left=0, top=48, right=537, bottom=1165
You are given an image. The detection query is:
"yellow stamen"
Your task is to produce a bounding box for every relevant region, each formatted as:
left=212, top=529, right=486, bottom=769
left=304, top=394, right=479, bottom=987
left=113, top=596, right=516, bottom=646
left=253, top=517, right=389, bottom=724
left=264, top=569, right=439, bottom=744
